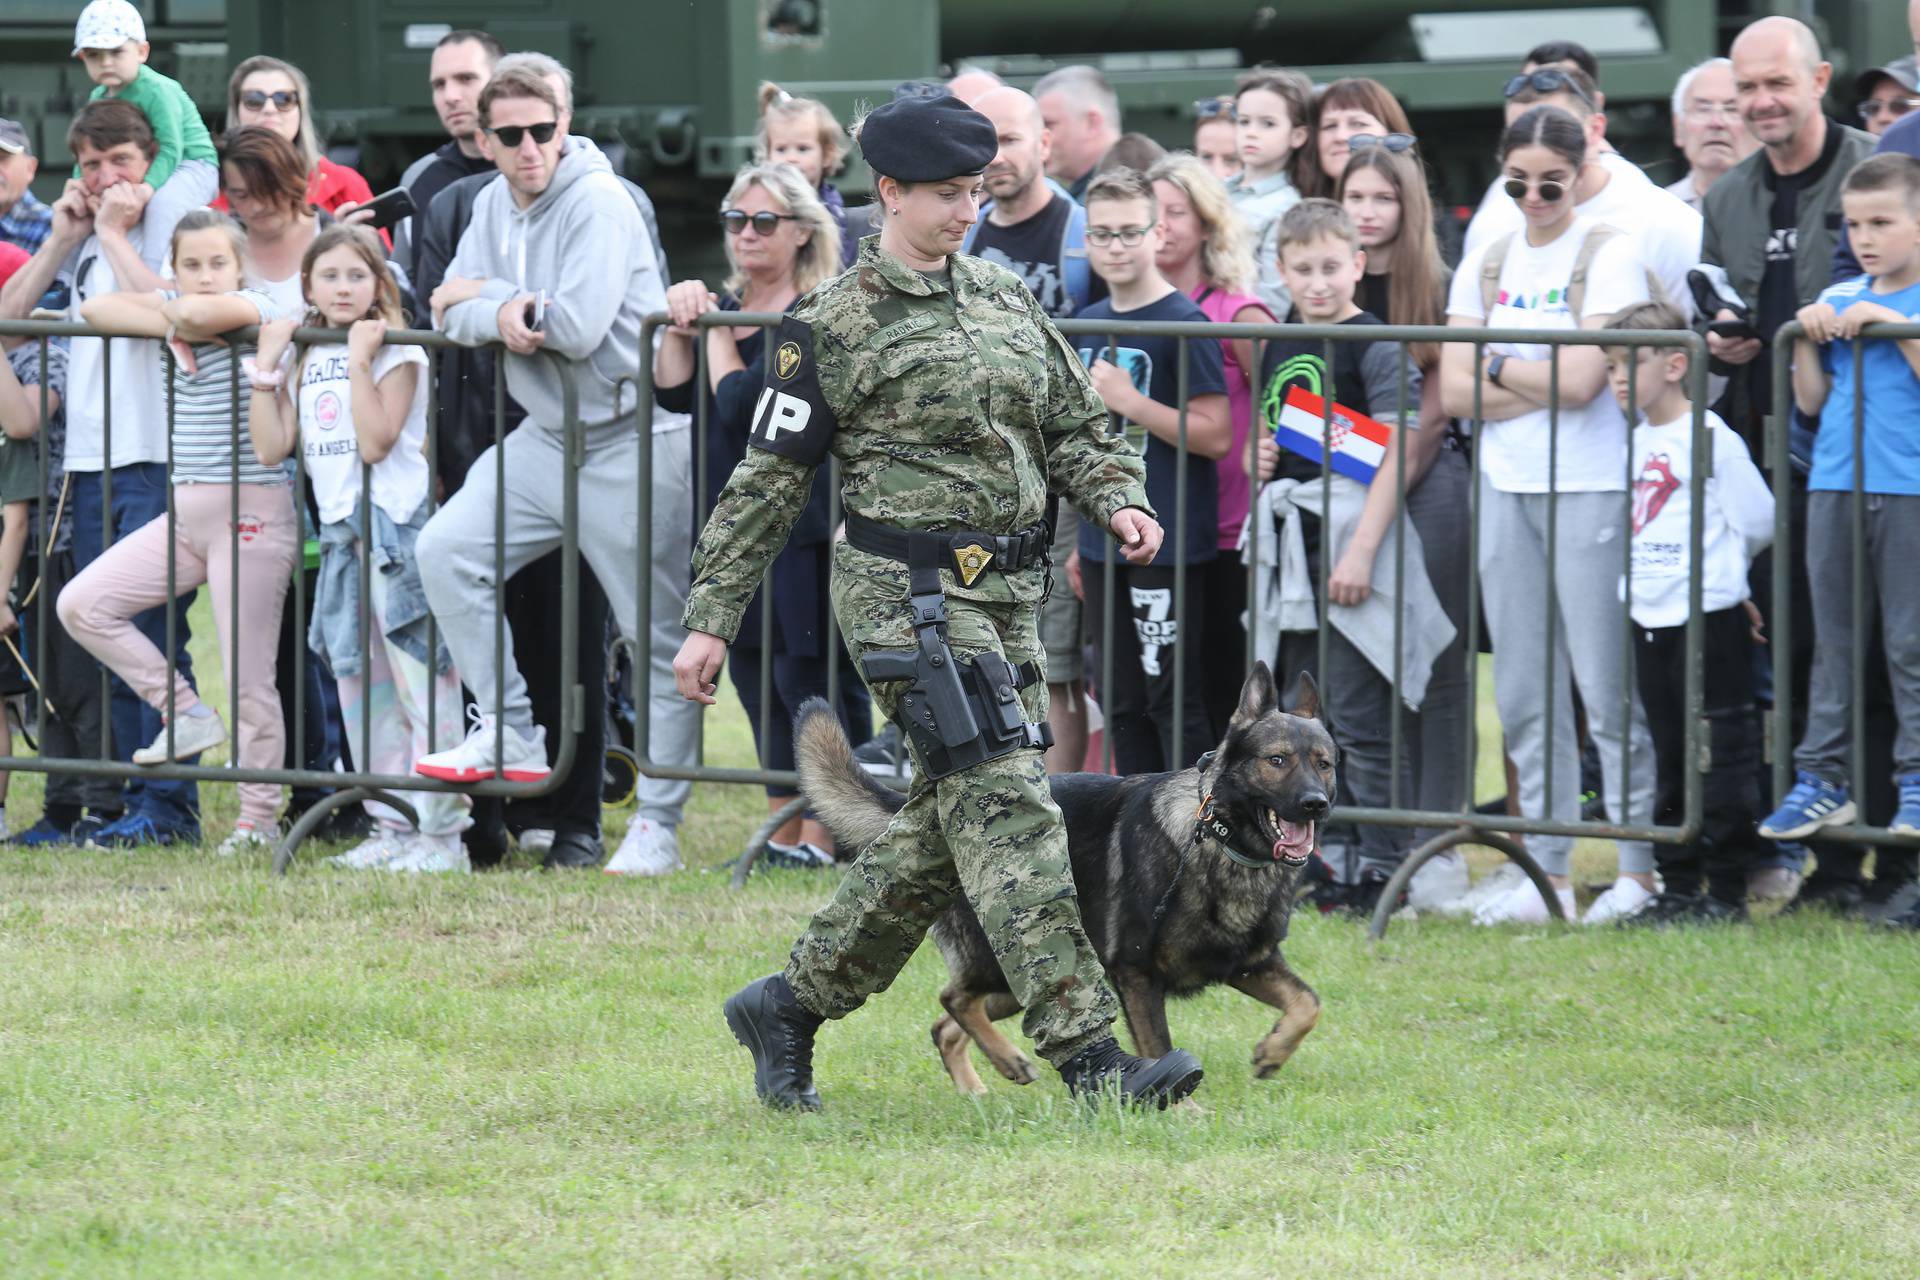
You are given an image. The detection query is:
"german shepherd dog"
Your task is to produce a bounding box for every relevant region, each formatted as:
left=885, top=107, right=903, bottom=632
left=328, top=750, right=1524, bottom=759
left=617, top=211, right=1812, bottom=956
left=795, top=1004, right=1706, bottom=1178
left=792, top=661, right=1334, bottom=1095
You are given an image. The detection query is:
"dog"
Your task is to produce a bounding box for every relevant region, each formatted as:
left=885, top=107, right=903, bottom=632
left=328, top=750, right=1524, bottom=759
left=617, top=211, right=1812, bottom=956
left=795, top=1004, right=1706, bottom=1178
left=792, top=660, right=1334, bottom=1095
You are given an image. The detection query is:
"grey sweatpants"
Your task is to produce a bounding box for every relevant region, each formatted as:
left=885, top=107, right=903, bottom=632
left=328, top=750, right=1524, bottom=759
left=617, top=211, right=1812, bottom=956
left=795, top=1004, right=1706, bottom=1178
left=1478, top=482, right=1655, bottom=877
left=1796, top=492, right=1920, bottom=783
left=416, top=424, right=700, bottom=827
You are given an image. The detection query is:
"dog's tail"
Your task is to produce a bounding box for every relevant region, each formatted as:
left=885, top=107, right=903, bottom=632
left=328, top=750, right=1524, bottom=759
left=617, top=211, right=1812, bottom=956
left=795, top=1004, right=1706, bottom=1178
left=793, top=698, right=906, bottom=853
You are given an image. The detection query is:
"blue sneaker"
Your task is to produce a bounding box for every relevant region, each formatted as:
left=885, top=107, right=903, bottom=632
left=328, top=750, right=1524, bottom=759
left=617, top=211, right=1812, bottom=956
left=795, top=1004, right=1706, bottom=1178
left=1893, top=774, right=1920, bottom=837
left=1759, top=771, right=1856, bottom=840
left=85, top=809, right=202, bottom=851
left=9, top=815, right=81, bottom=847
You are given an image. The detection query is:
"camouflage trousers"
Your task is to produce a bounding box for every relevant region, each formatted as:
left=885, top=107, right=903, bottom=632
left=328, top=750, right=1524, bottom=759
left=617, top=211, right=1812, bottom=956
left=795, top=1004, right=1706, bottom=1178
left=783, top=559, right=1118, bottom=1065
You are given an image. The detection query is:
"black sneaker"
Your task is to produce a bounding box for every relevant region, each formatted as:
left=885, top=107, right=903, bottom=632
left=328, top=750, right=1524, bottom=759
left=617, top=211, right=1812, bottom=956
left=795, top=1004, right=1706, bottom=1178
left=1880, top=901, right=1920, bottom=930
left=1057, top=1037, right=1203, bottom=1109
left=1780, top=877, right=1867, bottom=916
left=724, top=973, right=824, bottom=1111
left=1622, top=891, right=1747, bottom=927
left=852, top=724, right=912, bottom=781
left=541, top=830, right=603, bottom=870
left=1341, top=869, right=1402, bottom=920
left=1852, top=878, right=1920, bottom=924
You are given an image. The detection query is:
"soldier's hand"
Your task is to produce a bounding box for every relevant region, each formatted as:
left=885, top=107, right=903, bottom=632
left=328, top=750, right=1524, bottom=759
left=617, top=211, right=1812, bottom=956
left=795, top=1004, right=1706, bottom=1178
left=1110, top=507, right=1163, bottom=565
left=673, top=630, right=729, bottom=705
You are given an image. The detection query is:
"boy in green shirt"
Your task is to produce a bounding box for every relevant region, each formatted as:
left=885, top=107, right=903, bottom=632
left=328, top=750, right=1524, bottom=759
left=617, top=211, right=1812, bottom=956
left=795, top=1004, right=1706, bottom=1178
left=72, top=0, right=217, bottom=207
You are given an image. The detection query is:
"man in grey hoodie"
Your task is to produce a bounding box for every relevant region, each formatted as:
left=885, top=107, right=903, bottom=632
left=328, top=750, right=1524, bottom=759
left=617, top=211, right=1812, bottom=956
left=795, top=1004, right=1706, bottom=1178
left=415, top=62, right=698, bottom=874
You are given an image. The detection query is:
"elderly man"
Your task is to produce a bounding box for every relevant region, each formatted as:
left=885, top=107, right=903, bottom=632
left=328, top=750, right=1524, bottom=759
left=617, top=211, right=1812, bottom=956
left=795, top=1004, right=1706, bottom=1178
left=946, top=65, right=1003, bottom=105
left=0, top=120, right=51, bottom=257
left=1033, top=65, right=1121, bottom=203
left=1667, top=58, right=1758, bottom=210
left=1702, top=17, right=1908, bottom=915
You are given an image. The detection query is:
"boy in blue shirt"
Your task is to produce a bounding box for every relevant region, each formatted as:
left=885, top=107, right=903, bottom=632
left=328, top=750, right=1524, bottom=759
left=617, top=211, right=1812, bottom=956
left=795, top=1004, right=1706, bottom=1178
left=1766, top=154, right=1920, bottom=891
left=1071, top=167, right=1231, bottom=773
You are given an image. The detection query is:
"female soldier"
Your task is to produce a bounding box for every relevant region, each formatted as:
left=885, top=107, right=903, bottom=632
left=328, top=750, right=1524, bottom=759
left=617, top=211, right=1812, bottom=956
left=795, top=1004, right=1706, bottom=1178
left=673, top=93, right=1204, bottom=1111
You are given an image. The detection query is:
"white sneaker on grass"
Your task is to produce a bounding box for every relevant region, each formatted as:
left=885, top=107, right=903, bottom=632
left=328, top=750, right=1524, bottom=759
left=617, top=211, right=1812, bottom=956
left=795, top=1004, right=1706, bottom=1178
left=131, top=709, right=226, bottom=765
left=216, top=823, right=270, bottom=857
left=415, top=706, right=550, bottom=783
left=604, top=818, right=682, bottom=876
left=1583, top=876, right=1657, bottom=924
left=1472, top=876, right=1577, bottom=926
left=1458, top=861, right=1526, bottom=914
left=1406, top=851, right=1472, bottom=916
left=328, top=831, right=410, bottom=869
left=516, top=828, right=556, bottom=857
left=386, top=831, right=471, bottom=874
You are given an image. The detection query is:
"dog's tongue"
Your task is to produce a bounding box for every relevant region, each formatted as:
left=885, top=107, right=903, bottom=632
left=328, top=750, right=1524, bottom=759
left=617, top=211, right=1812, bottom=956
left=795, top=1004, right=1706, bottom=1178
left=1274, top=820, right=1314, bottom=863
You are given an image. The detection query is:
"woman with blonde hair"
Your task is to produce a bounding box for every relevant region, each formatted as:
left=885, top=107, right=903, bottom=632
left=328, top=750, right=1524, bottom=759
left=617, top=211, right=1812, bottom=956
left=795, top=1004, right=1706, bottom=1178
left=1146, top=152, right=1275, bottom=728
left=755, top=81, right=857, bottom=264
left=653, top=163, right=867, bottom=866
left=216, top=55, right=377, bottom=222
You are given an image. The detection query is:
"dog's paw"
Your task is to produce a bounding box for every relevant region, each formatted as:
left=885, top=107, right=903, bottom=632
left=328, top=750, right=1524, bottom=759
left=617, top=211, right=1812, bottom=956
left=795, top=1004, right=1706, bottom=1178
left=1251, top=1043, right=1288, bottom=1079
left=996, top=1054, right=1041, bottom=1086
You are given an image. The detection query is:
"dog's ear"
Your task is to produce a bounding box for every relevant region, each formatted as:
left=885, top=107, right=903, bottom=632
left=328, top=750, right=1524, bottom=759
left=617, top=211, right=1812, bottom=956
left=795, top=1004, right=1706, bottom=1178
left=1232, top=661, right=1278, bottom=725
left=1288, top=670, right=1323, bottom=722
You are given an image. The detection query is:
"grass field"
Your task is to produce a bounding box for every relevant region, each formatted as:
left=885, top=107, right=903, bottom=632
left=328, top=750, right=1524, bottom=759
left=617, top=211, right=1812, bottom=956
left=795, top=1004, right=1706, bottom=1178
left=1, top=611, right=1917, bottom=1276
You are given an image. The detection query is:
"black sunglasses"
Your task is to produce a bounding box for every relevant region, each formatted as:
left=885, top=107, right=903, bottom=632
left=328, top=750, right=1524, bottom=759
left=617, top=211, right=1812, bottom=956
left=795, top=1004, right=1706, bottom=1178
left=488, top=121, right=559, bottom=148
left=239, top=89, right=299, bottom=111
left=1503, top=176, right=1569, bottom=203
left=721, top=209, right=799, bottom=236
left=1347, top=132, right=1417, bottom=154
left=1194, top=96, right=1235, bottom=121
left=1502, top=69, right=1595, bottom=110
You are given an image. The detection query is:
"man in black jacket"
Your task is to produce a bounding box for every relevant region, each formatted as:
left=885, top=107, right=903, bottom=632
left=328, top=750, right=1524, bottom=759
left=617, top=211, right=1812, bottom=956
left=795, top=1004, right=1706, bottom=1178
left=394, top=29, right=501, bottom=281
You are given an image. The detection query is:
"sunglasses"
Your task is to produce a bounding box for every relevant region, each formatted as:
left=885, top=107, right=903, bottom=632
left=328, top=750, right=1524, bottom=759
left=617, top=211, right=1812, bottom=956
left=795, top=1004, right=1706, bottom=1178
left=1503, top=176, right=1569, bottom=203
left=1194, top=97, right=1236, bottom=121
left=487, top=121, right=559, bottom=148
left=239, top=89, right=299, bottom=112
left=721, top=209, right=799, bottom=236
left=1347, top=132, right=1417, bottom=154
left=1502, top=69, right=1595, bottom=110
left=1086, top=226, right=1151, bottom=247
left=1859, top=96, right=1920, bottom=121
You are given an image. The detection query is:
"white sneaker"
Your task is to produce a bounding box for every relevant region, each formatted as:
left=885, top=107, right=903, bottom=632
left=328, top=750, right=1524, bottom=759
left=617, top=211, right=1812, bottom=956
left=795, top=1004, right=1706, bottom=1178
left=604, top=818, right=682, bottom=876
left=1472, top=876, right=1577, bottom=926
left=414, top=706, right=551, bottom=783
left=1583, top=876, right=1657, bottom=925
left=1458, top=861, right=1527, bottom=914
left=328, top=830, right=410, bottom=869
left=216, top=822, right=270, bottom=857
left=386, top=831, right=472, bottom=874
left=131, top=710, right=227, bottom=765
left=516, top=828, right=556, bottom=857
left=1407, top=851, right=1472, bottom=916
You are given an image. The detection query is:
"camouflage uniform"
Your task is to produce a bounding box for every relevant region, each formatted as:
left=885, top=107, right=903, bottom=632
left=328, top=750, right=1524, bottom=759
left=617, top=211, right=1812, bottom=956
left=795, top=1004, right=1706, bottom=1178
left=683, top=238, right=1152, bottom=1063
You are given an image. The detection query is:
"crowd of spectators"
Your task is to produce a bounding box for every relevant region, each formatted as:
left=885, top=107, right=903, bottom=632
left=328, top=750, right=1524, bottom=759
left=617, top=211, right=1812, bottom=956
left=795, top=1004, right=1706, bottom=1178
left=0, top=0, right=1916, bottom=932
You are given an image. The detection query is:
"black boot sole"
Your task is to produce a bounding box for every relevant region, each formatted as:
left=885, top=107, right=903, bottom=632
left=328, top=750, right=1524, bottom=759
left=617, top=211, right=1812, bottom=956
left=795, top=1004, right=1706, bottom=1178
left=1133, top=1049, right=1205, bottom=1109
left=724, top=986, right=821, bottom=1112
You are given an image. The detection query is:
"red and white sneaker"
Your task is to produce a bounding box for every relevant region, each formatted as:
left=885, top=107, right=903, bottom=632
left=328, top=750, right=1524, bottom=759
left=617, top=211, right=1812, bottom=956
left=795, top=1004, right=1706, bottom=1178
left=415, top=706, right=552, bottom=783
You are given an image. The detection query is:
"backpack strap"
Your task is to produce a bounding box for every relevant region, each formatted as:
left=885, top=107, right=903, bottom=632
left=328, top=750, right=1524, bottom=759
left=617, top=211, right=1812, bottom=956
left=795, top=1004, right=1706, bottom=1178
left=1479, top=232, right=1515, bottom=316
left=1060, top=198, right=1090, bottom=312
left=1565, top=223, right=1671, bottom=319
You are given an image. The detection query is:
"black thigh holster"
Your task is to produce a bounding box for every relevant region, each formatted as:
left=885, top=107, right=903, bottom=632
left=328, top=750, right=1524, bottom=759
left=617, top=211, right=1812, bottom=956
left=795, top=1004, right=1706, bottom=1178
left=848, top=517, right=1054, bottom=781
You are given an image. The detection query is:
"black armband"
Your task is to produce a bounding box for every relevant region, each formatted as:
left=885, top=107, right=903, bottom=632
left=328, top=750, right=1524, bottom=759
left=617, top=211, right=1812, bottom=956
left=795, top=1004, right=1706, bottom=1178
left=749, top=315, right=838, bottom=465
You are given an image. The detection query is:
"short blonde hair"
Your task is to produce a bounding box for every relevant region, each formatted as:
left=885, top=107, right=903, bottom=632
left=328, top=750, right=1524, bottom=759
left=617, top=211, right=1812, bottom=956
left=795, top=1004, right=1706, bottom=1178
left=1146, top=152, right=1255, bottom=295
left=754, top=82, right=848, bottom=178
left=721, top=163, right=844, bottom=297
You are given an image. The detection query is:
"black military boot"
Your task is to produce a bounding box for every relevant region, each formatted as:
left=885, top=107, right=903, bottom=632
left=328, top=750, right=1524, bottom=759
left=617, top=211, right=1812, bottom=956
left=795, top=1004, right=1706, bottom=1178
left=1057, top=1038, right=1204, bottom=1109
left=724, top=973, right=825, bottom=1111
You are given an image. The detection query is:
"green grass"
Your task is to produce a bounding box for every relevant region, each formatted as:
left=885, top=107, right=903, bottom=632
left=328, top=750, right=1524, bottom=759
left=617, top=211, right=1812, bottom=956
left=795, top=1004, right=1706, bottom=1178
left=1, top=609, right=1917, bottom=1276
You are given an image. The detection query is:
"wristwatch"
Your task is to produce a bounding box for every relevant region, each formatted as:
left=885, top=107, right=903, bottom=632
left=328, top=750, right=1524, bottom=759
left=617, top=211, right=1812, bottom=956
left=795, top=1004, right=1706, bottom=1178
left=1486, top=353, right=1508, bottom=387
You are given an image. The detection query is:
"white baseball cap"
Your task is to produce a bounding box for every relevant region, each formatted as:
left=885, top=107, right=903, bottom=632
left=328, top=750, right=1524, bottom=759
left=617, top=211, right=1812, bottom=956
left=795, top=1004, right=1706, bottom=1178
left=73, top=0, right=148, bottom=56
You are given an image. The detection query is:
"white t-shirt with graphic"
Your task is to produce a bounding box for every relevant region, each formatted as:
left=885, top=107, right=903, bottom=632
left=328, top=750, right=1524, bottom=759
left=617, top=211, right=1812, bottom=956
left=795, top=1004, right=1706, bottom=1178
left=59, top=230, right=170, bottom=472
left=294, top=340, right=431, bottom=526
left=1446, top=216, right=1650, bottom=494
left=1625, top=408, right=1774, bottom=628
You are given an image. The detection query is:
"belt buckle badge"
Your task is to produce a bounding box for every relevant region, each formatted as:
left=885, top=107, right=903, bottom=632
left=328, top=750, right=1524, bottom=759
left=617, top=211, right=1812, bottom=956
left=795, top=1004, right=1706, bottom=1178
left=952, top=540, right=994, bottom=587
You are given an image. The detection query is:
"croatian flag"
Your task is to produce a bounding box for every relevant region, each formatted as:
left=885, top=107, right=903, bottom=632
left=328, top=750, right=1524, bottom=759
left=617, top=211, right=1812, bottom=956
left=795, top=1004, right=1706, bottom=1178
left=1274, top=386, right=1393, bottom=485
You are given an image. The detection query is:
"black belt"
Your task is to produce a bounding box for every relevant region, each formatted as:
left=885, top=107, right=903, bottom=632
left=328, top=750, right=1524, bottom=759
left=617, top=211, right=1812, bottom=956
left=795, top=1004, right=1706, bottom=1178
left=844, top=511, right=1050, bottom=586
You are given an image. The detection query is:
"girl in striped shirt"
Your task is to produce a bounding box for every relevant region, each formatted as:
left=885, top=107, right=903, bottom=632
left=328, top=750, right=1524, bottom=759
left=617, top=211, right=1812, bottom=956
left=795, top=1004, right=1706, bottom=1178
left=67, top=208, right=299, bottom=855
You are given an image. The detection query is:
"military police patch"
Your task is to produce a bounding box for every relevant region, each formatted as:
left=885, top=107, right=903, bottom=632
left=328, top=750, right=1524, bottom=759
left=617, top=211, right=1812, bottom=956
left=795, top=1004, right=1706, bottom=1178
left=750, top=316, right=838, bottom=465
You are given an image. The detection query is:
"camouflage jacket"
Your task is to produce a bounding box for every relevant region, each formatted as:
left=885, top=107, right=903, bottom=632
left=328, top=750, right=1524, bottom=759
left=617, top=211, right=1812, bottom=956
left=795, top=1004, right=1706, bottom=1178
left=682, top=237, right=1153, bottom=642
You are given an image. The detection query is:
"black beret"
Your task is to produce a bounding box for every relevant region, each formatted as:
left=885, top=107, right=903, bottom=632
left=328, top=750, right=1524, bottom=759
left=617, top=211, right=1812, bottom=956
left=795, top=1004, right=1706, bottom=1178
left=858, top=93, right=998, bottom=183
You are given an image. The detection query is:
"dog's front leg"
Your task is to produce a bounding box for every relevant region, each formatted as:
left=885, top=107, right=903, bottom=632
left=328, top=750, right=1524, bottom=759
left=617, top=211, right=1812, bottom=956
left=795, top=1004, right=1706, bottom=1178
left=1111, top=966, right=1174, bottom=1059
left=1230, top=958, right=1321, bottom=1079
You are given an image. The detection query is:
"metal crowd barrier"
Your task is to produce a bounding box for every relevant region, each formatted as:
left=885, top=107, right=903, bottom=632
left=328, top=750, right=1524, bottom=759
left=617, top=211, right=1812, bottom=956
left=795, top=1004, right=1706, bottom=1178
left=0, top=320, right=582, bottom=873
left=1768, top=320, right=1920, bottom=853
left=630, top=311, right=1713, bottom=929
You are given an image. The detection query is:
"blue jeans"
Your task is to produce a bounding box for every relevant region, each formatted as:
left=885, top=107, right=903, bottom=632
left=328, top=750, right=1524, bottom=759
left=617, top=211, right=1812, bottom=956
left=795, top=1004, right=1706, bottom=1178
left=68, top=466, right=201, bottom=827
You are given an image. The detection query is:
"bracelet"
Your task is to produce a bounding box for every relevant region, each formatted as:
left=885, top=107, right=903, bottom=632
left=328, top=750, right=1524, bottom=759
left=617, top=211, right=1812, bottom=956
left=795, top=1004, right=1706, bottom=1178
left=240, top=355, right=284, bottom=390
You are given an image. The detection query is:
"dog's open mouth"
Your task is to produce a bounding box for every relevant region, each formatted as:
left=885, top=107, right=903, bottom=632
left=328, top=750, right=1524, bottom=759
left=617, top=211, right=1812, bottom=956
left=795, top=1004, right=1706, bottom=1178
left=1262, top=807, right=1315, bottom=866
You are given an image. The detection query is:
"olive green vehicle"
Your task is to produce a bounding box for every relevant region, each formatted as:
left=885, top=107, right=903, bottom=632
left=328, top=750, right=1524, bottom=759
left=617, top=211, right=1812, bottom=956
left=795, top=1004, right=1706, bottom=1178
left=0, top=0, right=1908, bottom=273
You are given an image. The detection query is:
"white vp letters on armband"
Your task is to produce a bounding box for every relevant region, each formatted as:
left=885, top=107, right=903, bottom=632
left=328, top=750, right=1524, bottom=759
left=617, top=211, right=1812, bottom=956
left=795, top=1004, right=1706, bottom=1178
left=752, top=387, right=813, bottom=442
left=746, top=319, right=837, bottom=464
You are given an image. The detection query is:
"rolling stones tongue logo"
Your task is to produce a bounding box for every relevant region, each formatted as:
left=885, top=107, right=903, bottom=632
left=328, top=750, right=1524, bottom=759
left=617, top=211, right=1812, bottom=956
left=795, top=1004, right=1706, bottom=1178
left=1632, top=453, right=1679, bottom=534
